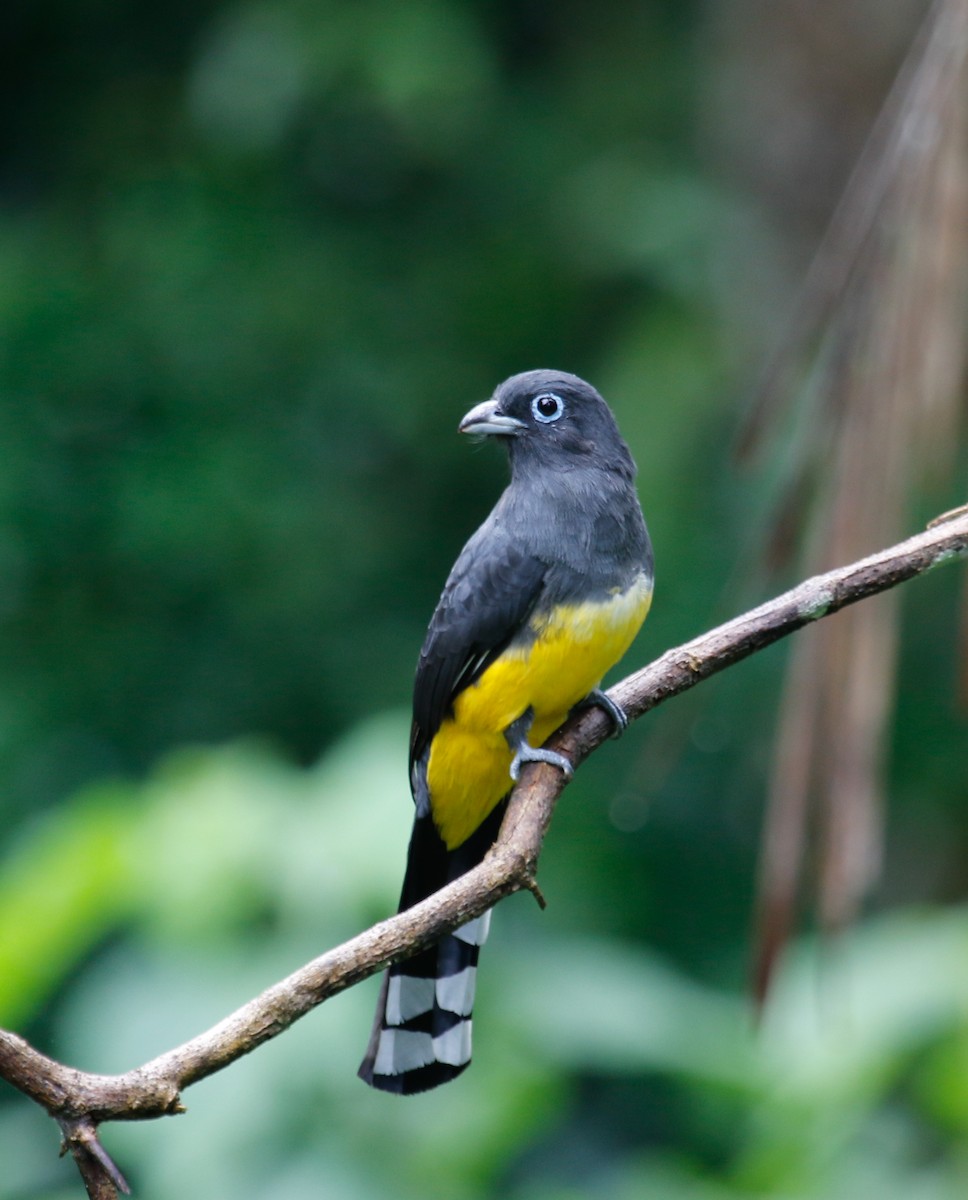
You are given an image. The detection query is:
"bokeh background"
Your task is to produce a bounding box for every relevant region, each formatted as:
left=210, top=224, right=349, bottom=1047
left=2, top=1, right=967, bottom=1197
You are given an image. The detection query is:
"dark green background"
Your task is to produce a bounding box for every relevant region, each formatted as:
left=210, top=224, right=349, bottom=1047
left=2, top=2, right=967, bottom=1197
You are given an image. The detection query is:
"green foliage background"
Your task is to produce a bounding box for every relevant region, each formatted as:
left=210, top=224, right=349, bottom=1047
left=1, top=2, right=966, bottom=1197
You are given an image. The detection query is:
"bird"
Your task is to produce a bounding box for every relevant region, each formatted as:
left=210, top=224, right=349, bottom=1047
left=358, top=369, right=653, bottom=1094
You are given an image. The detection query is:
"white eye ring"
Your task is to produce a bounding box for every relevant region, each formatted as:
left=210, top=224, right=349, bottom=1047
left=531, top=392, right=564, bottom=423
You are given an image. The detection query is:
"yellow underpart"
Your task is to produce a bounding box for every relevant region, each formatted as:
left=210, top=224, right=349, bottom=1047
left=427, top=573, right=653, bottom=849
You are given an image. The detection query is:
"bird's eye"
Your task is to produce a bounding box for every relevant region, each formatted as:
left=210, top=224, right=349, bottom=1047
left=531, top=392, right=564, bottom=424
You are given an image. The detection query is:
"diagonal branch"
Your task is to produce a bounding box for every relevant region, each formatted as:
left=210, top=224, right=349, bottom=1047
left=1, top=507, right=966, bottom=1196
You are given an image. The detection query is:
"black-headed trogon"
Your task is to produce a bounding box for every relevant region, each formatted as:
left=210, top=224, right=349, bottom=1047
left=359, top=369, right=653, bottom=1094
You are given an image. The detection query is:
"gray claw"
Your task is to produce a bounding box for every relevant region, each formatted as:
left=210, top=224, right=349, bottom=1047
left=585, top=688, right=628, bottom=738
left=510, top=744, right=574, bottom=782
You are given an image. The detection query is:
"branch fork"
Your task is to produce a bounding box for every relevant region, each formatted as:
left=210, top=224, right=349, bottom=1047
left=1, top=509, right=966, bottom=1197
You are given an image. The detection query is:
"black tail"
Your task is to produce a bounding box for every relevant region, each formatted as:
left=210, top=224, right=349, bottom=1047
left=358, top=802, right=506, bottom=1094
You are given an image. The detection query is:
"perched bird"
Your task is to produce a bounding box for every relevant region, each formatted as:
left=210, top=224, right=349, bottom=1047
left=359, top=369, right=653, bottom=1094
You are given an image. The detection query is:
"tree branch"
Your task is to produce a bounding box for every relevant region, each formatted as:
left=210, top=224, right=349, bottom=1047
left=1, top=507, right=966, bottom=1196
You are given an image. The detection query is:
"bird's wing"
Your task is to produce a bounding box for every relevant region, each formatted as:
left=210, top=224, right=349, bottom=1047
left=409, top=527, right=546, bottom=779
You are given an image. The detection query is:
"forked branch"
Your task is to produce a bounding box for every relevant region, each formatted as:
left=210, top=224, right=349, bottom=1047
left=1, top=507, right=966, bottom=1198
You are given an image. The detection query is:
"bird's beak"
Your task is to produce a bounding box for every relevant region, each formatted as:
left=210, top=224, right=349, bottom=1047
left=458, top=399, right=526, bottom=437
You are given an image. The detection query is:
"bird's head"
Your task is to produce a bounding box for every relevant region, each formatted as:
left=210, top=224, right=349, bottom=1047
left=458, top=369, right=635, bottom=479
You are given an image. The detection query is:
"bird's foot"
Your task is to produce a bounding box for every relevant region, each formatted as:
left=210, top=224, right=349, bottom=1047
left=581, top=688, right=628, bottom=738
left=509, top=743, right=574, bottom=783
left=505, top=707, right=574, bottom=782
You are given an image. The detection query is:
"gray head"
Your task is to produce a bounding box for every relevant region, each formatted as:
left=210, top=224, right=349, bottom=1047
left=458, top=369, right=636, bottom=480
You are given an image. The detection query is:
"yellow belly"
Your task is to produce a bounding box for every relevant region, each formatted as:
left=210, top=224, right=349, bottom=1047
left=426, top=574, right=653, bottom=849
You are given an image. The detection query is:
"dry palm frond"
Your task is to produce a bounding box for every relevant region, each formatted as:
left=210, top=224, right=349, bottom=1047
left=749, top=0, right=968, bottom=1003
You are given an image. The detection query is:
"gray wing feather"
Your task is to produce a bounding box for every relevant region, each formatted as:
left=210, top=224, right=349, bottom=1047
left=409, top=526, right=546, bottom=780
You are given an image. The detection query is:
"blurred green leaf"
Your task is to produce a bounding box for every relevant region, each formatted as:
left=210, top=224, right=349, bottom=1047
left=0, top=786, right=137, bottom=1026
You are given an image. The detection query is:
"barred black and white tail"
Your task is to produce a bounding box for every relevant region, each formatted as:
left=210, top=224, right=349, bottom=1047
left=358, top=803, right=505, bottom=1094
